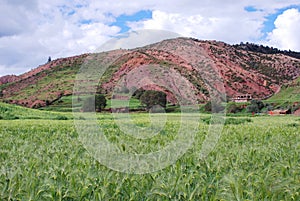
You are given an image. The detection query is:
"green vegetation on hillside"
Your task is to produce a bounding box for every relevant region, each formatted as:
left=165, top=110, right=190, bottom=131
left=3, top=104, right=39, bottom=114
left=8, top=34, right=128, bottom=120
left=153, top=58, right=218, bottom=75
left=267, top=83, right=300, bottom=104
left=0, top=55, right=87, bottom=107
left=233, top=42, right=300, bottom=59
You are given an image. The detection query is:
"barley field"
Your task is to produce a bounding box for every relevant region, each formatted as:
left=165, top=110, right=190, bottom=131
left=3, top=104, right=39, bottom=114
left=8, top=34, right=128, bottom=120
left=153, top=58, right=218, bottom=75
left=0, top=106, right=299, bottom=200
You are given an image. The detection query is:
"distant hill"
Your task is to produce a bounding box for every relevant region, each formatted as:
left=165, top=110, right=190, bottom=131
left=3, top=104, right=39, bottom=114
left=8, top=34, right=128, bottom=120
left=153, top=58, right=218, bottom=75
left=1, top=37, right=300, bottom=108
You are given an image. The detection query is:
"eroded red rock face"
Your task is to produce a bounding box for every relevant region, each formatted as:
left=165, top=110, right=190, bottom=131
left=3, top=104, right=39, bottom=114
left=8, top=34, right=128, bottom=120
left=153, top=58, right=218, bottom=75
left=0, top=75, right=19, bottom=84
left=1, top=38, right=300, bottom=108
left=101, top=38, right=300, bottom=103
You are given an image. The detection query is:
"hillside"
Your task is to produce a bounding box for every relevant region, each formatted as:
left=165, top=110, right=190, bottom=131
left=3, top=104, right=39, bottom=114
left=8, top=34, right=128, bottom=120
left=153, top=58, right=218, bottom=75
left=1, top=37, right=300, bottom=108
left=0, top=54, right=89, bottom=108
left=266, top=76, right=300, bottom=104
left=233, top=42, right=300, bottom=59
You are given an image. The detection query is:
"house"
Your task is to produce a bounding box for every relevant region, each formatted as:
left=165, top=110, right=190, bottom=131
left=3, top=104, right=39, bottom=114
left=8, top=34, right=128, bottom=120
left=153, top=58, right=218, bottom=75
left=269, top=109, right=291, bottom=115
left=232, top=94, right=252, bottom=103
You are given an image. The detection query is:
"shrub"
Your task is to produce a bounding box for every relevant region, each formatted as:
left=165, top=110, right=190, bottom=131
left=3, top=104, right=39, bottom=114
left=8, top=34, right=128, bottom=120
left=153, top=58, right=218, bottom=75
left=55, top=115, right=68, bottom=120
left=247, top=99, right=264, bottom=113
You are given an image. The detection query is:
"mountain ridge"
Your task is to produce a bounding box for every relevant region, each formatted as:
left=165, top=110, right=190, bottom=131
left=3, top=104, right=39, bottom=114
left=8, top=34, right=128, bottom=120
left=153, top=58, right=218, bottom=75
left=1, top=37, right=300, bottom=108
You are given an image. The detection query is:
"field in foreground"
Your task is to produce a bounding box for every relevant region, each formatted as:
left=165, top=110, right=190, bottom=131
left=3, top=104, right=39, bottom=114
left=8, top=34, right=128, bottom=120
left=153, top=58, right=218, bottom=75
left=0, top=113, right=299, bottom=200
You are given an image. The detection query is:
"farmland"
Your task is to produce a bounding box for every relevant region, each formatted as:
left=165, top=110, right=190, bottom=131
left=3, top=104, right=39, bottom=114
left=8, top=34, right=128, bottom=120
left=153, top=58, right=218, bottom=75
left=0, top=103, right=299, bottom=200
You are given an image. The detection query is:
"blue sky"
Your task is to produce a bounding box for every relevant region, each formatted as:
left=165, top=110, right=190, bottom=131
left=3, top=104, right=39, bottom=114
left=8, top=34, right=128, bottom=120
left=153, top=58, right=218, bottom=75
left=262, top=5, right=300, bottom=36
left=0, top=0, right=300, bottom=76
left=111, top=10, right=152, bottom=33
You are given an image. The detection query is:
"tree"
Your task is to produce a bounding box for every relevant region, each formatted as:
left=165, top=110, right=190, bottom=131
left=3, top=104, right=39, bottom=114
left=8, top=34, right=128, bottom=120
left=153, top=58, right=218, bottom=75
left=140, top=90, right=167, bottom=111
left=82, top=94, right=107, bottom=112
left=247, top=99, right=264, bottom=113
left=95, top=94, right=107, bottom=112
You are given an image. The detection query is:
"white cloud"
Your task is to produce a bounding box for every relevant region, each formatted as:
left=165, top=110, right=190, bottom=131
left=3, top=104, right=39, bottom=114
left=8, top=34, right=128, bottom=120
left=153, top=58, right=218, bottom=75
left=0, top=0, right=121, bottom=76
left=128, top=10, right=264, bottom=43
left=266, top=8, right=300, bottom=51
left=0, top=0, right=299, bottom=76
left=96, top=29, right=180, bottom=52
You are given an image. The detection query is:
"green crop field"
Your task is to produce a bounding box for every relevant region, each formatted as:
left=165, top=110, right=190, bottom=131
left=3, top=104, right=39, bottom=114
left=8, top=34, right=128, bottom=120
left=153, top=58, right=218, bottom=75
left=0, top=103, right=299, bottom=200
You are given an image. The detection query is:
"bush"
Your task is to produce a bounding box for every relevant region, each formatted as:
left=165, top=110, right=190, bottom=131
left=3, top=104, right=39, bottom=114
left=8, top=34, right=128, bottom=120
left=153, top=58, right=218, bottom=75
left=54, top=115, right=68, bottom=120
left=247, top=99, right=264, bottom=113
left=247, top=104, right=259, bottom=113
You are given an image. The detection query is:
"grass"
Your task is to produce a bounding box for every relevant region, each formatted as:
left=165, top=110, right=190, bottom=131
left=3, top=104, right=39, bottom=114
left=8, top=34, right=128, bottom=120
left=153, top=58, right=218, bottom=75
left=0, top=102, right=72, bottom=120
left=39, top=96, right=76, bottom=112
left=0, top=105, right=299, bottom=200
left=266, top=77, right=300, bottom=104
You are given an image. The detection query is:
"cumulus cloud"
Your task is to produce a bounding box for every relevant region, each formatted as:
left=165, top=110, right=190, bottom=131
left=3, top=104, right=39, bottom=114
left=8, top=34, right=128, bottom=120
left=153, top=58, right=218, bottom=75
left=0, top=0, right=299, bottom=76
left=96, top=29, right=180, bottom=52
left=266, top=8, right=300, bottom=51
left=128, top=10, right=264, bottom=43
left=0, top=0, right=120, bottom=75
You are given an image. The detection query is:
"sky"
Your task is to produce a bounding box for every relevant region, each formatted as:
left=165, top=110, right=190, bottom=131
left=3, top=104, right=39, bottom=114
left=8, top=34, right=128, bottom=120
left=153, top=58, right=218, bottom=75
left=0, top=0, right=300, bottom=76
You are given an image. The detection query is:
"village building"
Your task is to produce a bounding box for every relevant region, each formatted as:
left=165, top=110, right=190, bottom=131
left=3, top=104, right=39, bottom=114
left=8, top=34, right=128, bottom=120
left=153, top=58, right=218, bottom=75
left=269, top=109, right=291, bottom=115
left=232, top=94, right=252, bottom=103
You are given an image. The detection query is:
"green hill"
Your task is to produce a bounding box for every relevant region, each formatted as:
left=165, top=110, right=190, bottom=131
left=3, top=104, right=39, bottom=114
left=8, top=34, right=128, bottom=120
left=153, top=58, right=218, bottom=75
left=266, top=77, right=300, bottom=104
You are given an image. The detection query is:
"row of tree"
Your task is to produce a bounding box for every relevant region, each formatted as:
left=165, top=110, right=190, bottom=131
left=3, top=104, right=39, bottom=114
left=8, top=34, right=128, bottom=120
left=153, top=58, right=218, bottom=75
left=233, top=42, right=300, bottom=59
left=82, top=90, right=167, bottom=112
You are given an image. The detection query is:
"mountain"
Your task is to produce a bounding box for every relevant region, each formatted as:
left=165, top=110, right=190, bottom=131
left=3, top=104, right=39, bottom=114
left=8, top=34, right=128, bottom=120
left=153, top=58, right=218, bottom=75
left=1, top=37, right=300, bottom=108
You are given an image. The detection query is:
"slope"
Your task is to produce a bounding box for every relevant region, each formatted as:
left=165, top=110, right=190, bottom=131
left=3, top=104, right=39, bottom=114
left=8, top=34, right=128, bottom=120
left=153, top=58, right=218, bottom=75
left=0, top=54, right=89, bottom=108
left=0, top=37, right=300, bottom=109
left=266, top=77, right=300, bottom=104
